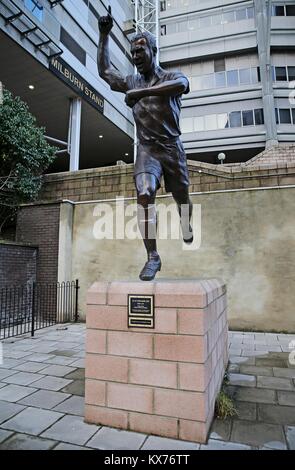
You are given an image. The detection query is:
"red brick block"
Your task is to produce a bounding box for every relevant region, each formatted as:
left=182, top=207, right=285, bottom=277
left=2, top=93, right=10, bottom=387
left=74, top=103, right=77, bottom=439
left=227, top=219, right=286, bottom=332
left=108, top=281, right=155, bottom=306
left=86, top=329, right=106, bottom=354
left=87, top=305, right=126, bottom=330
left=155, top=308, right=177, bottom=334
left=108, top=382, right=153, bottom=413
left=85, top=404, right=128, bottom=429
left=129, top=412, right=178, bottom=439
left=179, top=359, right=211, bottom=392
left=86, top=281, right=108, bottom=305
left=155, top=281, right=208, bottom=308
left=85, top=379, right=106, bottom=406
left=129, top=359, right=177, bottom=388
left=154, top=334, right=208, bottom=363
left=154, top=389, right=208, bottom=421
left=178, top=307, right=210, bottom=335
left=86, top=354, right=128, bottom=382
left=179, top=420, right=209, bottom=444
left=108, top=331, right=153, bottom=358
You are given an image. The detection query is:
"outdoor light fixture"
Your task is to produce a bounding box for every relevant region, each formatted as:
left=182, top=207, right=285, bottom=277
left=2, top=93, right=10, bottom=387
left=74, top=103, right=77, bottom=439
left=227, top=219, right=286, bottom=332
left=218, top=152, right=226, bottom=164
left=125, top=153, right=129, bottom=156
left=99, top=135, right=103, bottom=139
left=28, top=85, right=35, bottom=90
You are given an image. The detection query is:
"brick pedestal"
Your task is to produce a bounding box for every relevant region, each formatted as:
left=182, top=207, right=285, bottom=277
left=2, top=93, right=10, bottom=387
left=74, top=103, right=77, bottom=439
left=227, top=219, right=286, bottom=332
left=85, top=279, right=228, bottom=443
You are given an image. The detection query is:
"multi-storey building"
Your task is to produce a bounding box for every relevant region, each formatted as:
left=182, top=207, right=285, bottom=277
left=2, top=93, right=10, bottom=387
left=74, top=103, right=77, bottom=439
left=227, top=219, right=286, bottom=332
left=0, top=0, right=134, bottom=171
left=160, top=0, right=295, bottom=163
left=0, top=0, right=294, bottom=168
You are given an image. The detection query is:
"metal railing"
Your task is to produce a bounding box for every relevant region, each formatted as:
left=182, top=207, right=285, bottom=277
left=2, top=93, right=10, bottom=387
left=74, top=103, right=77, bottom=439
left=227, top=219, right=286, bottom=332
left=0, top=280, right=79, bottom=339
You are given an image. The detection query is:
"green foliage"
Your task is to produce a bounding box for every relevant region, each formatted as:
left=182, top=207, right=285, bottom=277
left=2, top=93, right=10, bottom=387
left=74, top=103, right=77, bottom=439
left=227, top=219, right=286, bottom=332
left=0, top=88, right=57, bottom=232
left=215, top=390, right=237, bottom=420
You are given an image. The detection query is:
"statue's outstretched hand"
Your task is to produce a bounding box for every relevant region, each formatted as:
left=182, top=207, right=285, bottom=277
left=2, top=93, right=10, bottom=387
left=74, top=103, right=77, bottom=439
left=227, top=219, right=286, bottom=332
left=98, top=6, right=113, bottom=35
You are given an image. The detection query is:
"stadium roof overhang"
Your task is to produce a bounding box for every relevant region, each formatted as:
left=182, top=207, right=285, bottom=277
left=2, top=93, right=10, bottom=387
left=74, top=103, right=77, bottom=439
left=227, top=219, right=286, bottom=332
left=0, top=30, right=133, bottom=173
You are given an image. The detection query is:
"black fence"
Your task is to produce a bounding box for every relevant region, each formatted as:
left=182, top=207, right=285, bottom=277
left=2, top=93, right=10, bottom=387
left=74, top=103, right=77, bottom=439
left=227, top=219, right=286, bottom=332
left=0, top=280, right=79, bottom=339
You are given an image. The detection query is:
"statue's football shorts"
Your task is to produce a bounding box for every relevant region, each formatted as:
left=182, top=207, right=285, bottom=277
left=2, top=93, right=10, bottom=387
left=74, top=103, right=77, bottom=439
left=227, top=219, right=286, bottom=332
left=134, top=138, right=190, bottom=193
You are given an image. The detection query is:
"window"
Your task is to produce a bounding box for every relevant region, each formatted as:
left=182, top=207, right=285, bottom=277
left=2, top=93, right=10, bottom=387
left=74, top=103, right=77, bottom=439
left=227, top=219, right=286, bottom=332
left=194, top=116, right=205, bottom=131
left=161, top=25, right=167, bottom=36
left=160, top=1, right=166, bottom=12
left=247, top=7, right=255, bottom=19
left=212, top=14, right=222, bottom=25
left=178, top=20, right=187, bottom=33
left=199, top=16, right=211, bottom=28
left=288, top=66, right=295, bottom=81
left=202, top=74, right=214, bottom=90
left=188, top=18, right=198, bottom=31
left=292, top=108, right=295, bottom=124
left=242, top=110, right=254, bottom=126
left=205, top=114, right=217, bottom=130
left=275, top=66, right=287, bottom=81
left=229, top=111, right=242, bottom=128
left=251, top=67, right=258, bottom=83
left=279, top=108, right=291, bottom=123
left=215, top=71, right=226, bottom=88
left=217, top=113, right=229, bottom=129
left=286, top=5, right=295, bottom=15
left=24, top=0, right=43, bottom=22
left=275, top=108, right=279, bottom=124
left=181, top=118, right=194, bottom=134
left=60, top=28, right=86, bottom=65
left=222, top=11, right=235, bottom=24
left=214, top=59, right=225, bottom=72
left=239, top=68, right=251, bottom=85
left=272, top=5, right=285, bottom=16
left=254, top=109, right=264, bottom=125
left=227, top=70, right=239, bottom=86
left=191, top=76, right=203, bottom=91
left=236, top=9, right=247, bottom=21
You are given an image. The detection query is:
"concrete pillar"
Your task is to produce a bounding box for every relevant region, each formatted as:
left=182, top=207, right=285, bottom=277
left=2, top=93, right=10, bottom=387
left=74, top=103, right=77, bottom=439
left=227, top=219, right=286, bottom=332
left=255, top=0, right=278, bottom=148
left=68, top=98, right=82, bottom=171
left=58, top=201, right=74, bottom=284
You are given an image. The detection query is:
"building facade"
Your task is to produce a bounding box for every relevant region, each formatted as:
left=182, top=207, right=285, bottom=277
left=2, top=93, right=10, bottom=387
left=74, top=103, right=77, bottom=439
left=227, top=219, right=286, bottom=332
left=159, top=0, right=295, bottom=163
left=0, top=0, right=294, bottom=168
left=0, top=0, right=135, bottom=171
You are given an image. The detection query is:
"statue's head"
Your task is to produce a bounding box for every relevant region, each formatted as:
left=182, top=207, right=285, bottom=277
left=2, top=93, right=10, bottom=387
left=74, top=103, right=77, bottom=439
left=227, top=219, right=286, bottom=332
left=130, top=31, right=157, bottom=75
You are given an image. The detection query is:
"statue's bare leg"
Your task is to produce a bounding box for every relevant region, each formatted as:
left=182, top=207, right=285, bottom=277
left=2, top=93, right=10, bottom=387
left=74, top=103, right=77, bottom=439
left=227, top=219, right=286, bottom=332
left=136, top=173, right=161, bottom=281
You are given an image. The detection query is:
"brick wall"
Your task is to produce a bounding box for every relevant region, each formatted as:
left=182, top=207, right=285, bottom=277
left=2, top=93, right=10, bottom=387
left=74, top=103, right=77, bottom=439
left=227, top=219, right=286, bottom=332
left=0, top=242, right=37, bottom=287
left=16, top=203, right=60, bottom=284
left=39, top=145, right=295, bottom=203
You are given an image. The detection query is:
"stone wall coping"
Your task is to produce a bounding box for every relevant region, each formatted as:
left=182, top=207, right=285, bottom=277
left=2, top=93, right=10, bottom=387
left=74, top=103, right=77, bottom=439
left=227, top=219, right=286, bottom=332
left=0, top=240, right=39, bottom=249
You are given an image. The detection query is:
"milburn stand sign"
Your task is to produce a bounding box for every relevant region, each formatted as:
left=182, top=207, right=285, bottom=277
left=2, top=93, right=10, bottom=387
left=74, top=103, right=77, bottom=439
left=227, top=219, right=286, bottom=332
left=50, top=57, right=104, bottom=114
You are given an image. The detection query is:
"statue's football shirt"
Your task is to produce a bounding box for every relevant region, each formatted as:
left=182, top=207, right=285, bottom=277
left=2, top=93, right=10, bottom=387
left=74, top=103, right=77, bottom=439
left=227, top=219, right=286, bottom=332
left=125, top=66, right=190, bottom=144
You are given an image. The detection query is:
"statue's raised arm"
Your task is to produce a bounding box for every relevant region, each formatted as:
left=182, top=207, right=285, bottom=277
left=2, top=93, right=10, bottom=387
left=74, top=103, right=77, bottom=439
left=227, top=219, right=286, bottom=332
left=97, top=6, right=128, bottom=93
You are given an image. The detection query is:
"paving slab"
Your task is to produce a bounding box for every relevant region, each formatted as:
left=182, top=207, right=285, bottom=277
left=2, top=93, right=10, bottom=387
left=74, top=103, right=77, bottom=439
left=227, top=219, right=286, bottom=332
left=65, top=368, right=85, bottom=380
left=0, top=358, right=25, bottom=369
left=257, top=376, right=294, bottom=391
left=39, top=365, right=77, bottom=377
left=31, top=376, right=73, bottom=391
left=0, top=368, right=18, bottom=380
left=87, top=427, right=146, bottom=450
left=209, top=419, right=232, bottom=441
left=234, top=402, right=257, bottom=421
left=0, top=429, right=13, bottom=444
left=19, top=390, right=71, bottom=409
left=41, top=415, right=98, bottom=446
left=234, top=386, right=276, bottom=404
left=1, top=406, right=63, bottom=435
left=239, top=365, right=273, bottom=377
left=13, top=362, right=49, bottom=373
left=0, top=401, right=25, bottom=424
left=23, top=353, right=55, bottom=363
left=54, top=443, right=91, bottom=450
left=200, top=439, right=252, bottom=450
left=50, top=350, right=77, bottom=357
left=142, top=436, right=199, bottom=450
left=61, top=379, right=85, bottom=396
left=278, top=391, right=295, bottom=406
left=3, top=372, right=45, bottom=386
left=231, top=420, right=286, bottom=448
left=228, top=373, right=256, bottom=387
left=285, top=426, right=295, bottom=450
left=255, top=357, right=287, bottom=368
left=53, top=395, right=84, bottom=416
left=273, top=367, right=295, bottom=379
left=258, top=404, right=295, bottom=425
left=3, top=350, right=33, bottom=360
left=70, top=359, right=85, bottom=368
left=0, top=384, right=36, bottom=402
left=46, top=356, right=78, bottom=366
left=0, top=433, right=57, bottom=450
left=229, top=356, right=255, bottom=365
